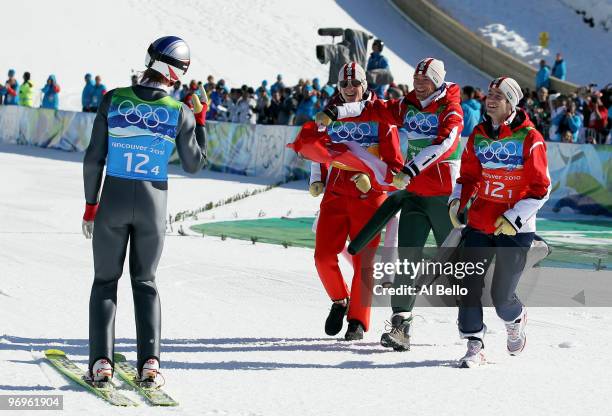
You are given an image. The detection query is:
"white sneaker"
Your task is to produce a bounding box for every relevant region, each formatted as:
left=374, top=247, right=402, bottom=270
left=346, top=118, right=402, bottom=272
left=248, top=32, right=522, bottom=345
left=459, top=338, right=486, bottom=368
left=505, top=309, right=527, bottom=355
left=139, top=358, right=160, bottom=382
left=91, top=358, right=113, bottom=382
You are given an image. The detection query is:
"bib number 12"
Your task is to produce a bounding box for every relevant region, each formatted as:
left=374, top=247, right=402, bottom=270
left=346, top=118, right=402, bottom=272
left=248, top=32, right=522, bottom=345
left=123, top=152, right=160, bottom=176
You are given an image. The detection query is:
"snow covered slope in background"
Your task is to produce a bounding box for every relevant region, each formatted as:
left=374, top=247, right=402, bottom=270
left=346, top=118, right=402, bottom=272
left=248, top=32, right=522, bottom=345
left=434, top=0, right=611, bottom=86
left=561, top=0, right=612, bottom=30
left=1, top=145, right=611, bottom=415
left=2, top=0, right=489, bottom=111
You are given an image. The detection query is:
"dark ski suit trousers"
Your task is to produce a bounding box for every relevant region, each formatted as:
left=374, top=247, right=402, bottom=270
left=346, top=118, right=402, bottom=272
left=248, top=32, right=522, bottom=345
left=89, top=177, right=167, bottom=372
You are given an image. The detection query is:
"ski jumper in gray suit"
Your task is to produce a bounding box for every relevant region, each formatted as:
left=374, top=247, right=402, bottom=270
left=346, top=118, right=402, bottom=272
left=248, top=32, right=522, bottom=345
left=83, top=83, right=207, bottom=373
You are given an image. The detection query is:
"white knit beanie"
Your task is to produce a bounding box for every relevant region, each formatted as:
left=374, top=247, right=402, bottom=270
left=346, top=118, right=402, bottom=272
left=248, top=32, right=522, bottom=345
left=414, top=57, right=446, bottom=88
left=338, top=61, right=367, bottom=89
left=489, top=77, right=523, bottom=108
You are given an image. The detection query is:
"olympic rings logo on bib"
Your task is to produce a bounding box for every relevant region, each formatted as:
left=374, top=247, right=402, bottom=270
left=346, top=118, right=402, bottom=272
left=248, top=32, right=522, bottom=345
left=403, top=109, right=438, bottom=135
left=327, top=121, right=378, bottom=143
left=476, top=139, right=523, bottom=167
left=117, top=100, right=170, bottom=129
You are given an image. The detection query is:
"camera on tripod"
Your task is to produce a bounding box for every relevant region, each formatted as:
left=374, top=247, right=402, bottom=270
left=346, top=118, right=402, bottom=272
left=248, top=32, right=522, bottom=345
left=316, top=27, right=372, bottom=85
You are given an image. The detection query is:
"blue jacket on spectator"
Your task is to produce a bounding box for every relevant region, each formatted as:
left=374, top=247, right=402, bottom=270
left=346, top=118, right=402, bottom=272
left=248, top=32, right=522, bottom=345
left=552, top=111, right=582, bottom=142
left=2, top=81, right=20, bottom=105
left=2, top=69, right=20, bottom=105
left=90, top=83, right=107, bottom=109
left=41, top=75, right=60, bottom=110
left=367, top=52, right=389, bottom=71
left=256, top=80, right=270, bottom=98
left=461, top=98, right=482, bottom=137
left=296, top=86, right=317, bottom=119
left=207, top=89, right=223, bottom=120
left=271, top=75, right=284, bottom=94
left=552, top=59, right=567, bottom=80
left=536, top=65, right=551, bottom=90
left=82, top=74, right=95, bottom=110
left=367, top=52, right=390, bottom=98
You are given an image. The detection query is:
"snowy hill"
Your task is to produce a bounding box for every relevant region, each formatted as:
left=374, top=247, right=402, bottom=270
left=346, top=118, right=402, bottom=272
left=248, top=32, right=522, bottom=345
left=1, top=145, right=611, bottom=415
left=4, top=0, right=488, bottom=111
left=433, top=0, right=612, bottom=86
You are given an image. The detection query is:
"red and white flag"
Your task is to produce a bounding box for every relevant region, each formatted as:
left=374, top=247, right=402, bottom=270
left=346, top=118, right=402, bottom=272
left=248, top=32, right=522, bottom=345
left=287, top=121, right=395, bottom=192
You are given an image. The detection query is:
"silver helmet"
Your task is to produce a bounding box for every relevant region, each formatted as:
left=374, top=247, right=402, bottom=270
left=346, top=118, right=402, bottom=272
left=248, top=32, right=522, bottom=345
left=144, top=36, right=190, bottom=82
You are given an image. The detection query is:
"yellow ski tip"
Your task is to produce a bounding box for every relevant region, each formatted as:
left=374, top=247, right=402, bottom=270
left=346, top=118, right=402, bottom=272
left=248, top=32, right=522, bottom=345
left=44, top=349, right=66, bottom=356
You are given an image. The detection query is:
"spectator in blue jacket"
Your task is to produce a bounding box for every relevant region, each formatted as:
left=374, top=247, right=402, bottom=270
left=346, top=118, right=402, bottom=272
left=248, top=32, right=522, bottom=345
left=90, top=75, right=107, bottom=112
left=552, top=53, right=567, bottom=80
left=208, top=84, right=225, bottom=120
left=271, top=74, right=284, bottom=94
left=256, top=80, right=270, bottom=98
left=82, top=73, right=95, bottom=112
left=294, top=85, right=318, bottom=125
left=41, top=75, right=60, bottom=110
left=536, top=59, right=551, bottom=90
left=551, top=101, right=582, bottom=142
left=2, top=69, right=20, bottom=105
left=460, top=85, right=482, bottom=137
left=367, top=39, right=390, bottom=98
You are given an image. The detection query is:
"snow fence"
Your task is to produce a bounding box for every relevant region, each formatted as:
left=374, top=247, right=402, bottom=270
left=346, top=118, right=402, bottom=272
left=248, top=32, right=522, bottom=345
left=0, top=105, right=610, bottom=216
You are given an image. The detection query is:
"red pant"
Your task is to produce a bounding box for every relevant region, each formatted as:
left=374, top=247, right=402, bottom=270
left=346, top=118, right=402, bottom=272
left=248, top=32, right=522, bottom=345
left=314, top=191, right=385, bottom=331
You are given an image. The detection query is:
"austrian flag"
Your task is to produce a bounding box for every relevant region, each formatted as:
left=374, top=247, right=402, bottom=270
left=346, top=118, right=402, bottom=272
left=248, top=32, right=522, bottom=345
left=287, top=121, right=397, bottom=192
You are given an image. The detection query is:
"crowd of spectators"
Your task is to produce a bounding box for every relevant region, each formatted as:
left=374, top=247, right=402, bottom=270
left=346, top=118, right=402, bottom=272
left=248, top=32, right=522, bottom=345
left=1, top=62, right=609, bottom=145
left=0, top=69, right=62, bottom=110
left=459, top=82, right=611, bottom=144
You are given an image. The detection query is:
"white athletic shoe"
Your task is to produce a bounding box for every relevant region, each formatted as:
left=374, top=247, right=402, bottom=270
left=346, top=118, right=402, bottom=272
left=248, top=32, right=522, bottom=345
left=91, top=358, right=113, bottom=382
left=505, top=309, right=527, bottom=355
left=459, top=338, right=486, bottom=368
left=139, top=358, right=160, bottom=382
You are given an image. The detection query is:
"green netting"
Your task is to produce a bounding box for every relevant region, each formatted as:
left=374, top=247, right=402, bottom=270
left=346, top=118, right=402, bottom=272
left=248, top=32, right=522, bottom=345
left=192, top=217, right=317, bottom=248
left=191, top=217, right=611, bottom=269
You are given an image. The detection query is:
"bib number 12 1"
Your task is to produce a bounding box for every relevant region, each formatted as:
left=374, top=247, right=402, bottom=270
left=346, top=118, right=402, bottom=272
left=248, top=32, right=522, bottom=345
left=483, top=180, right=512, bottom=199
left=123, top=152, right=160, bottom=176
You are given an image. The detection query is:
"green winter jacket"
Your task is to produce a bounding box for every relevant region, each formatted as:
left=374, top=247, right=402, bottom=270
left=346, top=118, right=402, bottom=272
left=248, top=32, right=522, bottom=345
left=19, top=81, right=34, bottom=107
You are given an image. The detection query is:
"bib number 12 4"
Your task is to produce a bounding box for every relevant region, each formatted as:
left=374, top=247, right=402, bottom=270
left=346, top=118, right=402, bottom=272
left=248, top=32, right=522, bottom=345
left=123, top=152, right=160, bottom=176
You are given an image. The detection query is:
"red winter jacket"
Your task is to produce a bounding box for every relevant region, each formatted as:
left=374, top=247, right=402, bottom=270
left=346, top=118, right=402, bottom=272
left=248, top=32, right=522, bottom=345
left=452, top=109, right=550, bottom=234
left=334, top=83, right=464, bottom=196
left=310, top=91, right=404, bottom=198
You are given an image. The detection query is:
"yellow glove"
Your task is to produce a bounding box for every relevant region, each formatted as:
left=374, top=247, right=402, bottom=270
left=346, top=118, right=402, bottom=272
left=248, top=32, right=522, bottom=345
left=494, top=216, right=517, bottom=236
left=351, top=173, right=371, bottom=193
left=391, top=172, right=410, bottom=189
left=448, top=199, right=462, bottom=228
left=309, top=181, right=324, bottom=197
left=315, top=111, right=332, bottom=129
left=191, top=93, right=204, bottom=114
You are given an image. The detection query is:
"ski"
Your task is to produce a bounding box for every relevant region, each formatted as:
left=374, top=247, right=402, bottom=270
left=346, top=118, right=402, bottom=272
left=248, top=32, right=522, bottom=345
left=113, top=353, right=179, bottom=406
left=44, top=349, right=138, bottom=407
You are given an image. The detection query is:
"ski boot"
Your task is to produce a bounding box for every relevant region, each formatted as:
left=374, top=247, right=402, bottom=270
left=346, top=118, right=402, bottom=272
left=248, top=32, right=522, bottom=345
left=137, top=358, right=161, bottom=388
left=89, top=358, right=113, bottom=387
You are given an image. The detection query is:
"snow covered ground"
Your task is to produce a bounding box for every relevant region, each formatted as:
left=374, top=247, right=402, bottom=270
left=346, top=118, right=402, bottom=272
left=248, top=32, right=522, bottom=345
left=1, top=144, right=611, bottom=415
left=433, top=0, right=612, bottom=86
left=3, top=0, right=488, bottom=111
